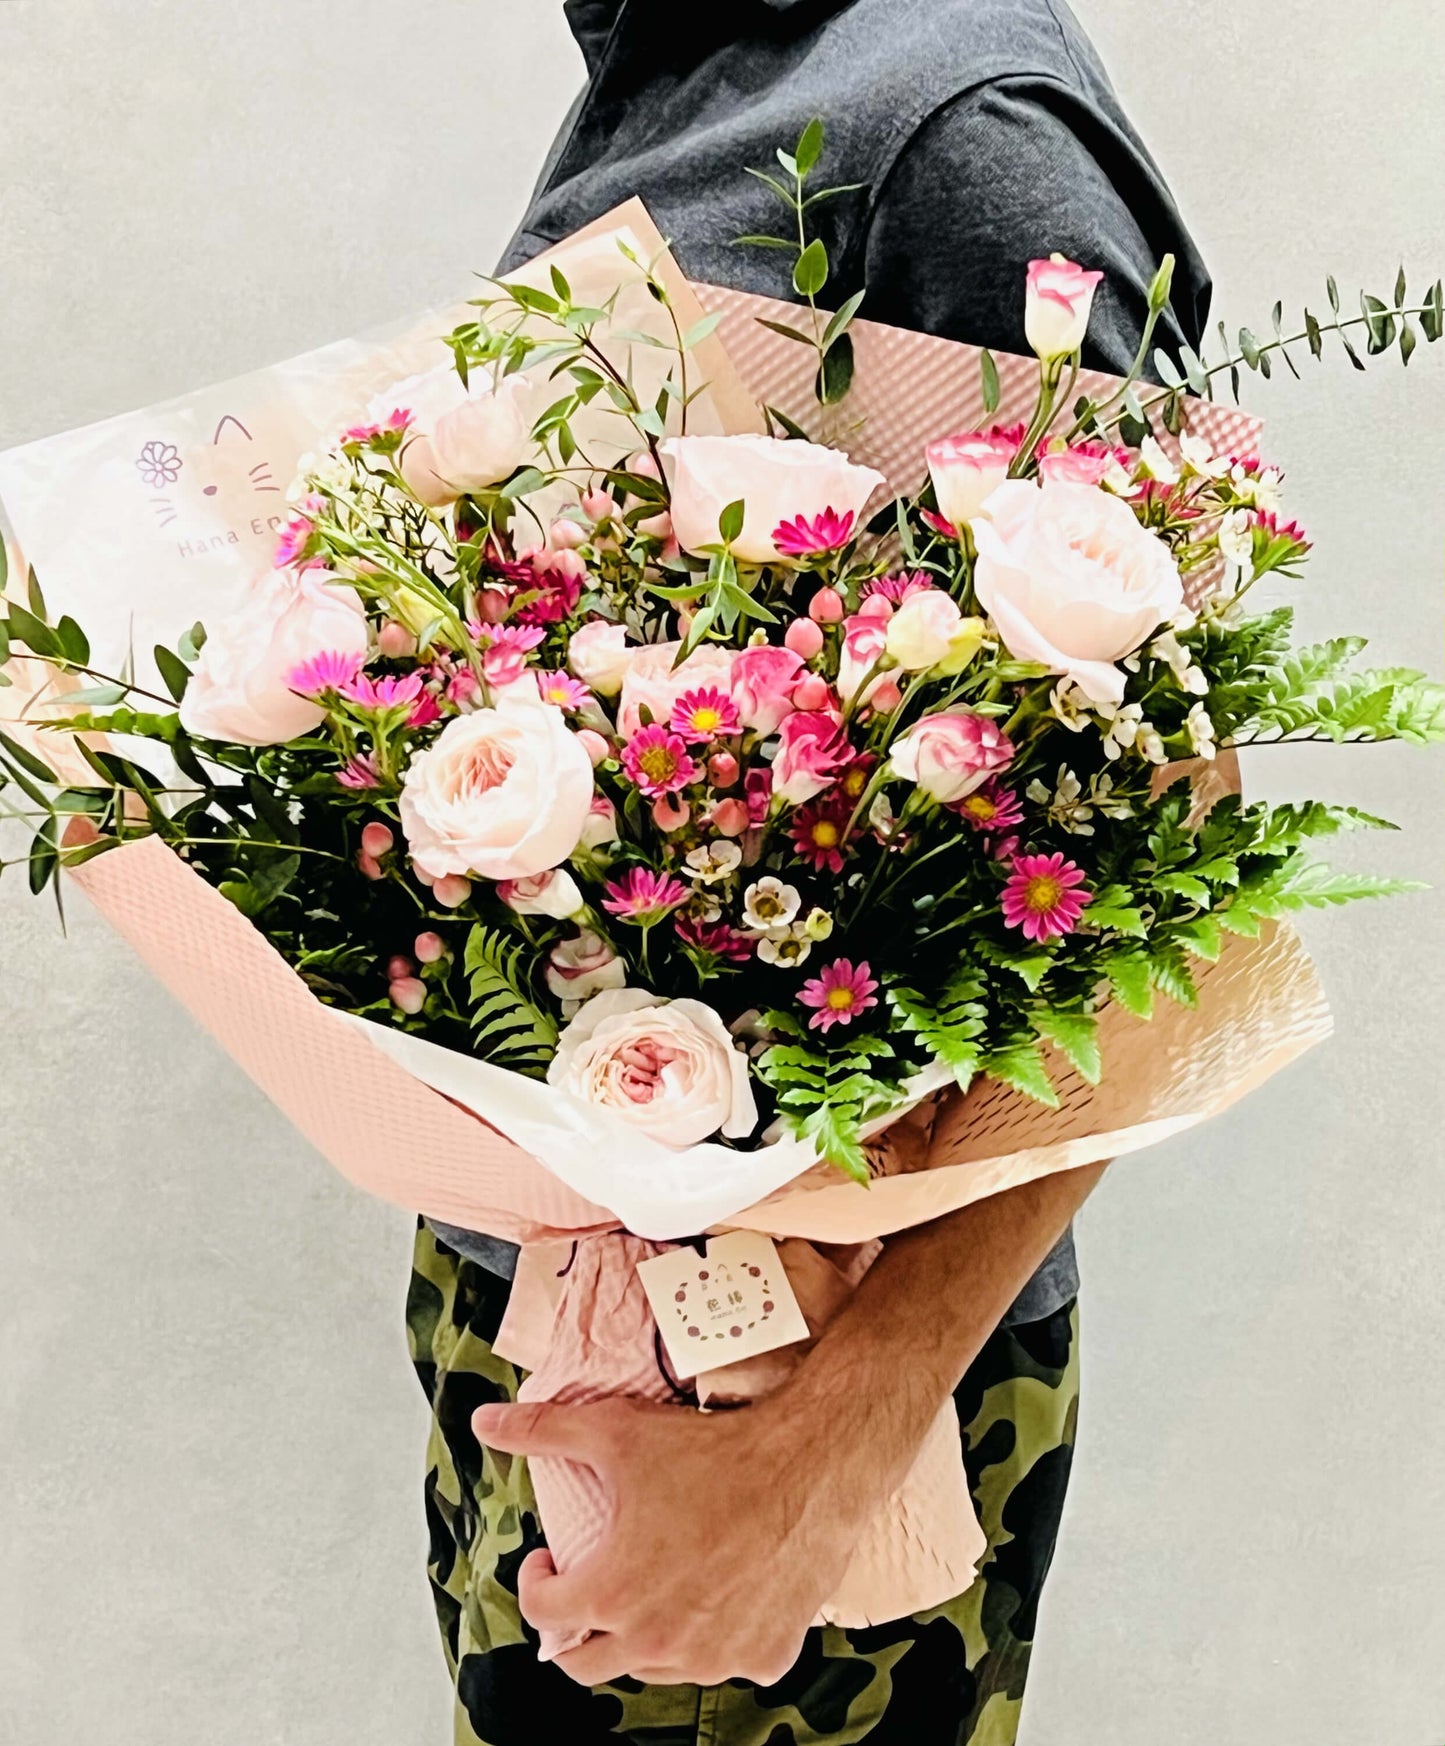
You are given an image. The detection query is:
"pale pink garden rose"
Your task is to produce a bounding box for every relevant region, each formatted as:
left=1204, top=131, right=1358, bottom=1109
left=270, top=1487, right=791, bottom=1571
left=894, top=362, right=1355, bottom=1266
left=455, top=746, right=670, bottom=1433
left=617, top=640, right=734, bottom=737
left=578, top=794, right=620, bottom=851
left=925, top=425, right=1023, bottom=530
left=544, top=929, right=627, bottom=1003
left=399, top=697, right=594, bottom=881
left=889, top=711, right=1014, bottom=804
left=730, top=643, right=805, bottom=735
left=497, top=868, right=585, bottom=920
left=972, top=480, right=1185, bottom=705
left=567, top=621, right=634, bottom=697
left=771, top=709, right=851, bottom=805
left=547, top=987, right=757, bottom=1147
left=661, top=434, right=884, bottom=565
left=399, top=373, right=534, bottom=506
left=1024, top=255, right=1105, bottom=361
left=179, top=568, right=368, bottom=746
left=884, top=588, right=964, bottom=671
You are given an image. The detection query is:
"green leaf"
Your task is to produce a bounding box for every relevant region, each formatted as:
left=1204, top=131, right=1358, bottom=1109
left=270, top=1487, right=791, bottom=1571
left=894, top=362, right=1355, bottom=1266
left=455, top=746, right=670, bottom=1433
left=1085, top=883, right=1148, bottom=938
left=717, top=498, right=746, bottom=544
left=764, top=404, right=812, bottom=442
left=1172, top=914, right=1224, bottom=962
left=0, top=726, right=58, bottom=786
left=28, top=818, right=59, bottom=896
left=153, top=644, right=191, bottom=702
left=793, top=238, right=829, bottom=300
left=218, top=853, right=300, bottom=919
left=822, top=290, right=866, bottom=349
left=979, top=348, right=1000, bottom=416
left=734, top=234, right=797, bottom=251
left=1031, top=1011, right=1102, bottom=1085
left=983, top=1042, right=1060, bottom=1109
left=1149, top=943, right=1198, bottom=1008
left=794, top=116, right=825, bottom=177
left=463, top=926, right=559, bottom=1073
left=1154, top=871, right=1212, bottom=907
left=817, top=331, right=855, bottom=404
left=682, top=313, right=724, bottom=349
left=799, top=1101, right=870, bottom=1185
left=756, top=316, right=817, bottom=347
left=1420, top=280, right=1444, bottom=343
left=6, top=603, right=60, bottom=659
left=1237, top=856, right=1427, bottom=916
left=1103, top=950, right=1154, bottom=1019
left=27, top=566, right=45, bottom=619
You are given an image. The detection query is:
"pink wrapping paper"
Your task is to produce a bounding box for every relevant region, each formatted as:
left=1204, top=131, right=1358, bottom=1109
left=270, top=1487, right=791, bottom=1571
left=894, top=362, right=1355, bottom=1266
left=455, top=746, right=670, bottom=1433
left=50, top=211, right=1318, bottom=1629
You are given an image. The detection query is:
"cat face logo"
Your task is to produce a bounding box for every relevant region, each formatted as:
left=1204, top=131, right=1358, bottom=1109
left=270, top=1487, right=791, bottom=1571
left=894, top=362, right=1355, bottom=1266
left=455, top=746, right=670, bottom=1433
left=137, top=415, right=281, bottom=530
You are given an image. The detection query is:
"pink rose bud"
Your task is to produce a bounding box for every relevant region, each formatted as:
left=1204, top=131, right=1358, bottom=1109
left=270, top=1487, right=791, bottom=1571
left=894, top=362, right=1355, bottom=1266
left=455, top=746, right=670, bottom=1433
left=389, top=976, right=428, bottom=1016
left=857, top=594, right=894, bottom=621
left=792, top=673, right=832, bottom=712
left=378, top=619, right=418, bottom=658
left=414, top=931, right=447, bottom=964
left=627, top=450, right=663, bottom=482
left=387, top=954, right=415, bottom=982
left=870, top=678, right=904, bottom=713
left=576, top=728, right=611, bottom=766
left=784, top=618, right=825, bottom=660
left=433, top=873, right=473, bottom=908
left=582, top=489, right=616, bottom=522
left=711, top=798, right=750, bottom=837
left=361, top=822, right=394, bottom=859
left=652, top=794, right=690, bottom=832
left=475, top=587, right=510, bottom=625
left=808, top=587, right=845, bottom=624
left=549, top=518, right=587, bottom=550
left=357, top=850, right=384, bottom=881
left=708, top=751, right=740, bottom=787
left=548, top=548, right=588, bottom=582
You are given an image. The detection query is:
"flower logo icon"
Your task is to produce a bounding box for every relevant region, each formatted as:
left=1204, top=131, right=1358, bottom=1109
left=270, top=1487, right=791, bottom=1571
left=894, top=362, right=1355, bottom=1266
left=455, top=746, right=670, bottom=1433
left=136, top=440, right=183, bottom=488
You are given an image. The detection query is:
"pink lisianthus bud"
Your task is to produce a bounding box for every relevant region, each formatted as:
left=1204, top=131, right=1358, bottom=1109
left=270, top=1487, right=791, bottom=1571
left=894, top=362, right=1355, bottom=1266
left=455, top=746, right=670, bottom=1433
left=652, top=794, right=691, bottom=832
left=744, top=767, right=773, bottom=825
left=582, top=489, right=616, bottom=522
left=870, top=678, right=904, bottom=713
left=1024, top=255, right=1105, bottom=361
left=361, top=822, right=395, bottom=859
left=784, top=618, right=825, bottom=660
left=808, top=587, right=845, bottom=624
left=889, top=711, right=1014, bottom=803
left=378, top=619, right=418, bottom=658
left=432, top=873, right=473, bottom=908
left=576, top=728, right=611, bottom=766
left=708, top=751, right=740, bottom=787
left=544, top=928, right=626, bottom=1002
left=388, top=954, right=415, bottom=982
left=711, top=798, right=750, bottom=837
left=924, top=424, right=1025, bottom=531
left=389, top=976, right=428, bottom=1015
left=771, top=709, right=851, bottom=805
left=414, top=931, right=447, bottom=964
left=357, top=850, right=384, bottom=881
left=837, top=614, right=889, bottom=704
left=474, top=587, right=510, bottom=625
left=792, top=673, right=833, bottom=712
left=856, top=594, right=894, bottom=621
left=579, top=793, right=619, bottom=851
left=549, top=518, right=587, bottom=550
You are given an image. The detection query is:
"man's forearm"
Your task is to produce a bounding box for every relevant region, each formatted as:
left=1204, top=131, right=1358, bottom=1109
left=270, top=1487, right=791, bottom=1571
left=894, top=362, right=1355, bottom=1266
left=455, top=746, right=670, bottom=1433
left=764, top=1164, right=1106, bottom=1516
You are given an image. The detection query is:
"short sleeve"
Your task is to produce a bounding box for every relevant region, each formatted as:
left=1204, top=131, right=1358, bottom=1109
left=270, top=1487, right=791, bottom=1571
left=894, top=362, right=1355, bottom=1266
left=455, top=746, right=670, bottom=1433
left=859, top=78, right=1211, bottom=377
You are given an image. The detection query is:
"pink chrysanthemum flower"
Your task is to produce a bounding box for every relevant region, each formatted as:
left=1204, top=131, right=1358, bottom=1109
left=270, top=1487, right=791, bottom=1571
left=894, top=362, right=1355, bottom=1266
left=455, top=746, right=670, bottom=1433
left=621, top=723, right=700, bottom=797
left=861, top=571, right=936, bottom=605
left=790, top=797, right=851, bottom=873
left=1000, top=852, right=1092, bottom=943
left=340, top=407, right=413, bottom=445
left=534, top=670, right=591, bottom=711
left=601, top=867, right=691, bottom=924
left=337, top=753, right=381, bottom=790
left=514, top=565, right=583, bottom=626
left=1251, top=509, right=1311, bottom=549
left=772, top=507, right=857, bottom=559
left=675, top=915, right=754, bottom=963
left=342, top=671, right=425, bottom=711
left=799, top=958, right=879, bottom=1032
left=287, top=648, right=365, bottom=696
left=670, top=685, right=741, bottom=742
left=951, top=778, right=1024, bottom=835
left=273, top=496, right=325, bottom=569
left=408, top=690, right=442, bottom=729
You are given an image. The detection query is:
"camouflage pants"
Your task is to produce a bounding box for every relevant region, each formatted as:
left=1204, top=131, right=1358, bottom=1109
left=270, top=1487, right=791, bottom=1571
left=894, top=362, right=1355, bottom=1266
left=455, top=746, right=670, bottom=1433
left=406, top=1219, right=1080, bottom=1746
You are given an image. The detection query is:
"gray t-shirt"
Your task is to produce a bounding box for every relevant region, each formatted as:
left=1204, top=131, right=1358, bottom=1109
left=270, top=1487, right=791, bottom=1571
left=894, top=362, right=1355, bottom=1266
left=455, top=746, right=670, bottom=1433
left=432, top=0, right=1210, bottom=1324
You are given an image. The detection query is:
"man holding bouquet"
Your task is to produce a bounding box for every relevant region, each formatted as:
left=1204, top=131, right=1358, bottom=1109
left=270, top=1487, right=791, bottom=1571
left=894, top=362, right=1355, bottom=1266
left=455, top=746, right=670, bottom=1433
left=408, top=1, right=1208, bottom=1739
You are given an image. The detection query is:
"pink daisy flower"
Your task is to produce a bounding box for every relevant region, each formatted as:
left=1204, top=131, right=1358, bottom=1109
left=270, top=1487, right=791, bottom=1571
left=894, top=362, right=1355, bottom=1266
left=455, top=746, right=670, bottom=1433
left=342, top=671, right=425, bottom=712
left=337, top=753, right=381, bottom=790
left=670, top=685, right=741, bottom=742
left=535, top=670, right=592, bottom=711
left=601, top=867, right=691, bottom=925
left=1000, top=852, right=1092, bottom=943
left=287, top=648, right=365, bottom=696
left=621, top=723, right=700, bottom=797
left=951, top=778, right=1024, bottom=835
left=861, top=571, right=937, bottom=605
left=675, top=916, right=754, bottom=963
left=273, top=497, right=325, bottom=569
left=340, top=407, right=413, bottom=446
left=772, top=507, right=857, bottom=559
left=790, top=797, right=851, bottom=873
left=799, top=958, right=879, bottom=1032
left=408, top=690, right=442, bottom=729
left=514, top=564, right=583, bottom=626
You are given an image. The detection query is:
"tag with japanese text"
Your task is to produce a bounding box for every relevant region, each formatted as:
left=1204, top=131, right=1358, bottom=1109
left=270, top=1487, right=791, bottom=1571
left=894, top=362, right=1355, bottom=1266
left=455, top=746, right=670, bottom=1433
left=636, top=1232, right=811, bottom=1380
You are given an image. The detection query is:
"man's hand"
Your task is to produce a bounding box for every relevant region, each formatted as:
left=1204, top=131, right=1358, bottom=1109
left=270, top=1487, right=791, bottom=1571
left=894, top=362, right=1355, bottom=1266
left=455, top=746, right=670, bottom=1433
left=476, top=1159, right=1106, bottom=1687
left=472, top=1389, right=875, bottom=1687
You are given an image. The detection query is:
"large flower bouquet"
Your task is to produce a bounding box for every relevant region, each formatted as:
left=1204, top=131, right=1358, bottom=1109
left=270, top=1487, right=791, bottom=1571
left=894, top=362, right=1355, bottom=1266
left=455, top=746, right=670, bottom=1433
left=4, top=139, right=1443, bottom=1197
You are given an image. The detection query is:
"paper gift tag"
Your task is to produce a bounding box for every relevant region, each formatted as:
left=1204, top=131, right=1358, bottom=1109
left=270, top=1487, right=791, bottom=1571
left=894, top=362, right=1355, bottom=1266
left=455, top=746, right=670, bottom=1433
left=637, top=1233, right=811, bottom=1379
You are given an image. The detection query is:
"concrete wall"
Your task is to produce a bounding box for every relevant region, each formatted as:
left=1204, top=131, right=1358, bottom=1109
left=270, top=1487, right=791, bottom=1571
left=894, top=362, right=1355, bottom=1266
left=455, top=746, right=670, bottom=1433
left=1, top=3, right=1440, bottom=1740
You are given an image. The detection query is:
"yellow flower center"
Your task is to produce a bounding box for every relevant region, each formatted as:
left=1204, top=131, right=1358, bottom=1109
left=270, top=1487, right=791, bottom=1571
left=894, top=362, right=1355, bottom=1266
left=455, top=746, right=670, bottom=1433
left=826, top=986, right=856, bottom=1011
left=639, top=746, right=678, bottom=782
left=1024, top=875, right=1063, bottom=914
left=810, top=820, right=840, bottom=848
left=690, top=706, right=722, bottom=733
left=962, top=795, right=996, bottom=822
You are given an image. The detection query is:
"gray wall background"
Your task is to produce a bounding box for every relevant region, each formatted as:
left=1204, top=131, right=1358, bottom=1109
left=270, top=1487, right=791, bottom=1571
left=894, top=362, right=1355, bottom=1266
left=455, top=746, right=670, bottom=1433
left=1, top=3, right=1441, bottom=1741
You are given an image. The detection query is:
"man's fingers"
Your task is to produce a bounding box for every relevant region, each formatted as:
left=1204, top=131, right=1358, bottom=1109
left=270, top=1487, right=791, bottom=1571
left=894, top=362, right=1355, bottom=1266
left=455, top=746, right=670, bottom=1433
left=515, top=1548, right=605, bottom=1634
left=552, top=1632, right=644, bottom=1688
left=472, top=1399, right=605, bottom=1461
